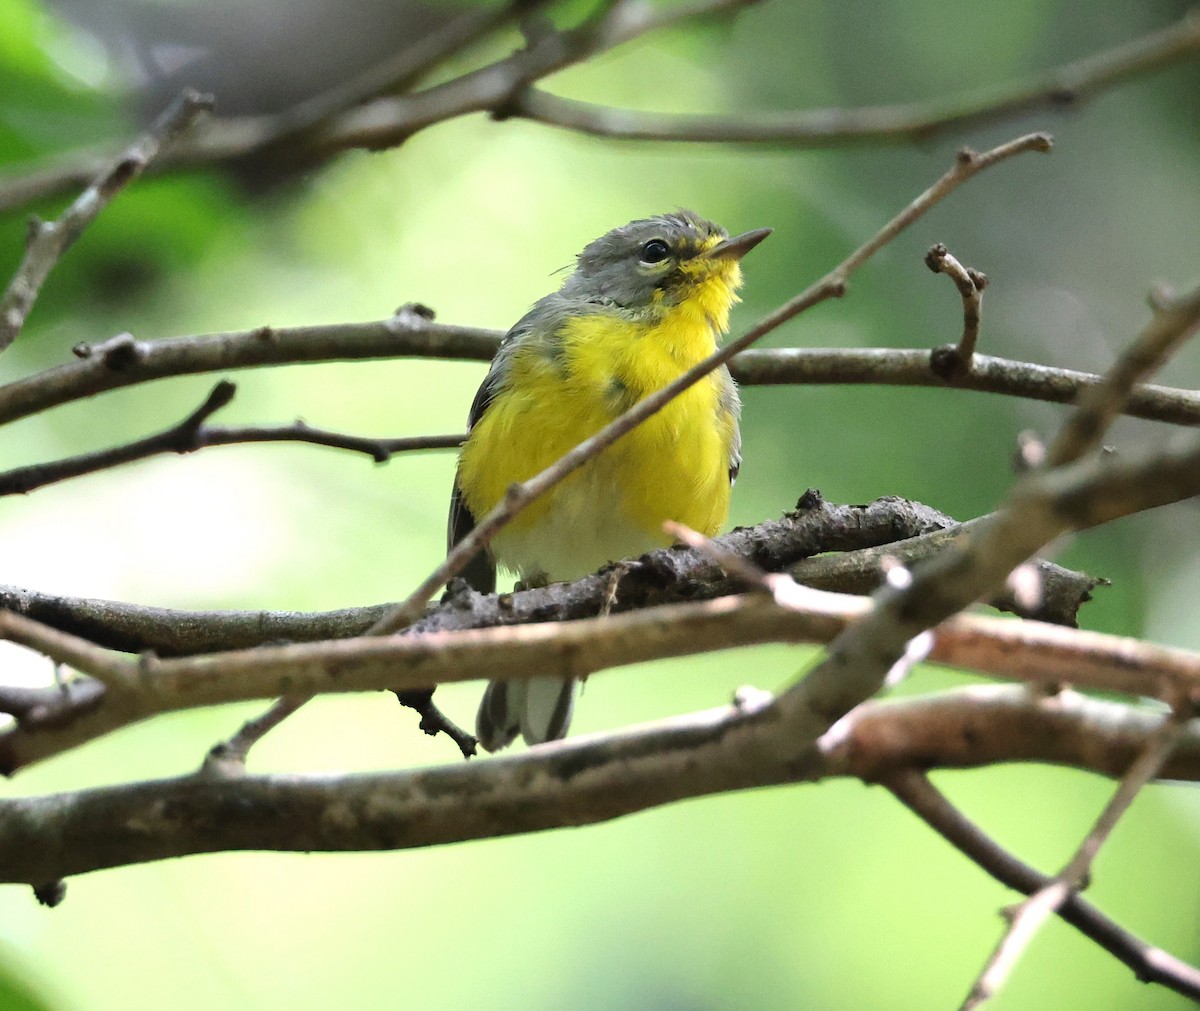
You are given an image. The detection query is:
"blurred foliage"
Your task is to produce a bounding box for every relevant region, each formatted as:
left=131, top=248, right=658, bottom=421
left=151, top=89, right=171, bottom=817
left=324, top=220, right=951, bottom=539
left=0, top=1, right=1199, bottom=1009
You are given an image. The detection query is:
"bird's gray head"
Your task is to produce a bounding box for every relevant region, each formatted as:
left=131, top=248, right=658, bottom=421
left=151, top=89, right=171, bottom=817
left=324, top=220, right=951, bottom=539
left=558, top=210, right=770, bottom=316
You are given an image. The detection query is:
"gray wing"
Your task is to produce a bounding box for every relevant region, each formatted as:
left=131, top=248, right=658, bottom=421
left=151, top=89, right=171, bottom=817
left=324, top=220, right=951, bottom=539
left=447, top=298, right=571, bottom=593
left=717, top=365, right=743, bottom=484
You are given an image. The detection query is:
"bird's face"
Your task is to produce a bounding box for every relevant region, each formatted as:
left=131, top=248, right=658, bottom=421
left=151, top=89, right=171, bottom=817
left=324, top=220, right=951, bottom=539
left=563, top=211, right=771, bottom=322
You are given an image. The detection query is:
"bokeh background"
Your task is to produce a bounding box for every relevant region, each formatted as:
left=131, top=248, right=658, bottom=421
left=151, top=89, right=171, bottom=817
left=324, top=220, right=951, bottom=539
left=0, top=0, right=1198, bottom=1008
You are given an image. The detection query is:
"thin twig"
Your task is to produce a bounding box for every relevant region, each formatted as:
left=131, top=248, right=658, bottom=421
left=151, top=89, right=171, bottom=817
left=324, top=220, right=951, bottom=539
left=926, top=242, right=987, bottom=375
left=367, top=131, right=1053, bottom=636
left=393, top=688, right=478, bottom=759
left=1047, top=283, right=1200, bottom=466
left=201, top=694, right=312, bottom=774
left=0, top=377, right=463, bottom=496
left=961, top=708, right=1192, bottom=1009
left=885, top=770, right=1200, bottom=1003
left=0, top=91, right=213, bottom=352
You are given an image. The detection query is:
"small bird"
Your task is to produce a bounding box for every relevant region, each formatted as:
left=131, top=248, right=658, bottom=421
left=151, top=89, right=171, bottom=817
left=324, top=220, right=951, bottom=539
left=449, top=210, right=770, bottom=751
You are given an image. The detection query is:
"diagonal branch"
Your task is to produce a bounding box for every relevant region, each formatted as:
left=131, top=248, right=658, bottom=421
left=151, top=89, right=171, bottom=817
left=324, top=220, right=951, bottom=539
left=0, top=91, right=212, bottom=352
left=960, top=708, right=1192, bottom=1009
left=1048, top=282, right=1200, bottom=466
left=885, top=770, right=1200, bottom=1003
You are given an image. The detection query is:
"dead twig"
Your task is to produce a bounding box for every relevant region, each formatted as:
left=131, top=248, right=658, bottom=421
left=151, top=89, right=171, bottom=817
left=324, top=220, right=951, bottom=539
left=926, top=243, right=988, bottom=376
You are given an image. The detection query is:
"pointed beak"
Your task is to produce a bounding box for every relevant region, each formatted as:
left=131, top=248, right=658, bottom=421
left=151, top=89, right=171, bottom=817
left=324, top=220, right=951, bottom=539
left=703, top=227, right=772, bottom=261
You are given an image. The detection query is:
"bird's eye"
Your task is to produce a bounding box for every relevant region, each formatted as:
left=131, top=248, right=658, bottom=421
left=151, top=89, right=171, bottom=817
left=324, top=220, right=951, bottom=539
left=640, top=239, right=670, bottom=264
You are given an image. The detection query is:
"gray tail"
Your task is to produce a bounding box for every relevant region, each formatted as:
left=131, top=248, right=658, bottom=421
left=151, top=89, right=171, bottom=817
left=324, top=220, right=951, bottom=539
left=475, top=677, right=576, bottom=752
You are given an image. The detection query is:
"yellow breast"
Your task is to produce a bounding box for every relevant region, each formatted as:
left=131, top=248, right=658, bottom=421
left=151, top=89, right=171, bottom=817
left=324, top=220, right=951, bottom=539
left=457, top=271, right=740, bottom=583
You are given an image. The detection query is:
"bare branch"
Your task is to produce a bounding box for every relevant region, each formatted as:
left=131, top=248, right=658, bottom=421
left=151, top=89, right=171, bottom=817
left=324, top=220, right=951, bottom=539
left=0, top=91, right=212, bottom=352
left=5, top=319, right=1200, bottom=431
left=202, top=694, right=311, bottom=775
left=393, top=688, right=478, bottom=760
left=0, top=686, right=1194, bottom=885
left=0, top=313, right=497, bottom=428
left=770, top=283, right=1200, bottom=760
left=260, top=0, right=560, bottom=142
left=0, top=377, right=463, bottom=497
left=0, top=0, right=761, bottom=213
left=509, top=11, right=1200, bottom=146
left=1, top=8, right=1195, bottom=213
left=886, top=770, right=1200, bottom=1004
left=367, top=132, right=1053, bottom=636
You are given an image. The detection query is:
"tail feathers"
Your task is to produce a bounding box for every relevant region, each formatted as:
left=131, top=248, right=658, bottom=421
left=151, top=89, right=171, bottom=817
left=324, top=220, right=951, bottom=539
left=475, top=677, right=576, bottom=752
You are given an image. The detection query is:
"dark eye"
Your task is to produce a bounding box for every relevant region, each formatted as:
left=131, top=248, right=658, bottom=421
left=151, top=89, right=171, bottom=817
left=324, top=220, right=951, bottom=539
left=640, top=239, right=670, bottom=263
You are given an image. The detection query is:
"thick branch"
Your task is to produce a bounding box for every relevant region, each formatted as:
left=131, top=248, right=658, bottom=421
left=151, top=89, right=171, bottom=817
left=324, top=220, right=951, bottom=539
left=0, top=686, right=1193, bottom=885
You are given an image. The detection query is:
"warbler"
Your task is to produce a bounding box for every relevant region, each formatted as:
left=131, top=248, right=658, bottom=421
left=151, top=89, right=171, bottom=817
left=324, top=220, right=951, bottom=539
left=449, top=210, right=770, bottom=751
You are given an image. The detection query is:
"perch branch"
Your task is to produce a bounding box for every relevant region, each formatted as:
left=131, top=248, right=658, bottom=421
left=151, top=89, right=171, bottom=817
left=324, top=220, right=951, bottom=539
left=0, top=496, right=1099, bottom=656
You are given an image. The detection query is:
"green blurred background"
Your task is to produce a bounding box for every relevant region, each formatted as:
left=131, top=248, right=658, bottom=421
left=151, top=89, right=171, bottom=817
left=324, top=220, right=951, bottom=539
left=0, top=0, right=1198, bottom=1007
